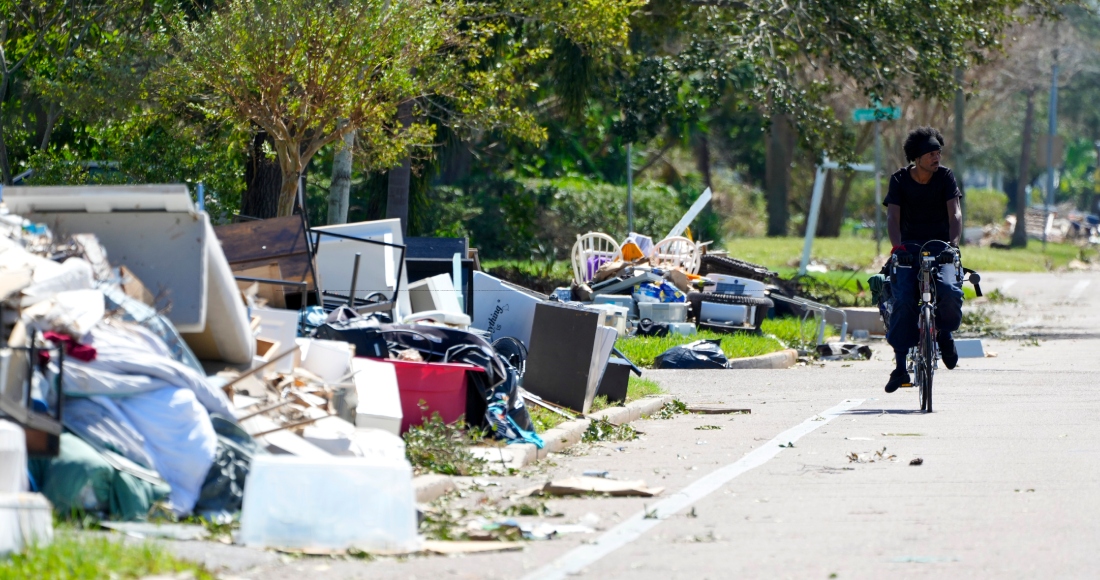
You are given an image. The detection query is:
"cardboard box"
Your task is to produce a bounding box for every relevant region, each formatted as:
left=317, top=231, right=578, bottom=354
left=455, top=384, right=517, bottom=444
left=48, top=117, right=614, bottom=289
left=471, top=271, right=546, bottom=348
left=351, top=358, right=403, bottom=436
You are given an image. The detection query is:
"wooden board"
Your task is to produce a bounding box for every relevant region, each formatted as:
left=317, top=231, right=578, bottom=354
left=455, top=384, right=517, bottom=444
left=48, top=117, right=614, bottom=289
left=234, top=262, right=287, bottom=309
left=213, top=216, right=315, bottom=292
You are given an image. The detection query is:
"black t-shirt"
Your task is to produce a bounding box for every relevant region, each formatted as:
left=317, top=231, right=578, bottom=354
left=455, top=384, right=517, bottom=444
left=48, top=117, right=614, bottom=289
left=882, top=166, right=961, bottom=243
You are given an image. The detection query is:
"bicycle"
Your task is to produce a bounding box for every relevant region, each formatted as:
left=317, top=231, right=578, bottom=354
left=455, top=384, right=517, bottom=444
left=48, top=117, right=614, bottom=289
left=895, top=240, right=982, bottom=413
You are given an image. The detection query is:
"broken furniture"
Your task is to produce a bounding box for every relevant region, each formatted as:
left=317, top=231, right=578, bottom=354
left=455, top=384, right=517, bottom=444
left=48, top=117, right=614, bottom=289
left=651, top=236, right=701, bottom=275
left=213, top=215, right=319, bottom=309
left=524, top=302, right=617, bottom=414
left=571, top=232, right=622, bottom=286
left=5, top=185, right=254, bottom=364
left=311, top=220, right=410, bottom=318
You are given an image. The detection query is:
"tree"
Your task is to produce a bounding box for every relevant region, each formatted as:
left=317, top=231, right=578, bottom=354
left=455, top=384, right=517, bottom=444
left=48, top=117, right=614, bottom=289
left=172, top=0, right=642, bottom=220
left=173, top=0, right=450, bottom=217
left=0, top=0, right=155, bottom=184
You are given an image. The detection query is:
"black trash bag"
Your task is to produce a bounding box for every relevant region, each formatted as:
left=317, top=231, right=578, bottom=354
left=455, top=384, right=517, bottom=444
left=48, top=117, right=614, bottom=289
left=311, top=306, right=389, bottom=359
left=194, top=415, right=262, bottom=516
left=654, top=339, right=728, bottom=370
left=636, top=318, right=669, bottom=337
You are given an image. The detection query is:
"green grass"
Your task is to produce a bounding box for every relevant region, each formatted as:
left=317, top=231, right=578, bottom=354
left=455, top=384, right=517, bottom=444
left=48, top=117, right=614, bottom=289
left=527, top=376, right=665, bottom=432
left=615, top=329, right=785, bottom=369
left=720, top=236, right=1096, bottom=273
left=760, top=316, right=825, bottom=350
left=0, top=532, right=212, bottom=579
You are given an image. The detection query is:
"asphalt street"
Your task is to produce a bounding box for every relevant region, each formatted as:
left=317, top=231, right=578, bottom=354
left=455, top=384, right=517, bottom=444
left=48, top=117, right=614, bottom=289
left=172, top=270, right=1100, bottom=580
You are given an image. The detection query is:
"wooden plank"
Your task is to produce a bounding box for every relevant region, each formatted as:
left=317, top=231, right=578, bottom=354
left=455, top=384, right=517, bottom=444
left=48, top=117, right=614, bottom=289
left=213, top=216, right=315, bottom=291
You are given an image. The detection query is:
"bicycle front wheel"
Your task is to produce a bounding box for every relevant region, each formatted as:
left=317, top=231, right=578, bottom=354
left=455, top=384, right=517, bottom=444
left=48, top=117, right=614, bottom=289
left=918, top=307, right=935, bottom=413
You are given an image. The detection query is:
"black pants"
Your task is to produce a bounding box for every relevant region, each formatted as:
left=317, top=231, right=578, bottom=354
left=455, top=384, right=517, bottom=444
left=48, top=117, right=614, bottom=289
left=886, top=241, right=963, bottom=353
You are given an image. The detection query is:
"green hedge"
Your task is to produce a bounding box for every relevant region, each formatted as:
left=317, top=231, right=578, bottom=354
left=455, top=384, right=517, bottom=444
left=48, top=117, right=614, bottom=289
left=421, top=175, right=684, bottom=259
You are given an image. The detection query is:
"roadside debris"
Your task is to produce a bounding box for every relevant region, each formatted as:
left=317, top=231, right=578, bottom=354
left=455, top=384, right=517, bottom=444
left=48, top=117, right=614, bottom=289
left=848, top=448, right=897, bottom=463
left=521, top=476, right=665, bottom=498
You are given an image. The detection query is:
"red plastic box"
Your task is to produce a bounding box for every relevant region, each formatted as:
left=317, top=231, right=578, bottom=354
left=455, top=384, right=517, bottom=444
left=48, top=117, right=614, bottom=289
left=368, top=359, right=482, bottom=433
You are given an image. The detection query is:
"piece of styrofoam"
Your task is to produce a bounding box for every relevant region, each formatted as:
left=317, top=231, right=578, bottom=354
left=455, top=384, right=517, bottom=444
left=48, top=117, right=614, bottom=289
left=471, top=271, right=546, bottom=348
left=955, top=338, right=985, bottom=358
left=239, top=455, right=419, bottom=552
left=312, top=219, right=412, bottom=319
left=351, top=358, right=402, bottom=436
left=299, top=339, right=352, bottom=383
left=254, top=307, right=300, bottom=374
left=408, top=273, right=462, bottom=315
left=0, top=420, right=27, bottom=494
left=0, top=493, right=53, bottom=557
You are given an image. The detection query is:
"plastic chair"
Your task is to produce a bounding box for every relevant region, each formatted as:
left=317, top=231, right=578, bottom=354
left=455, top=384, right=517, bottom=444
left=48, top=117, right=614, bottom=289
left=571, top=232, right=622, bottom=285
left=652, top=236, right=701, bottom=274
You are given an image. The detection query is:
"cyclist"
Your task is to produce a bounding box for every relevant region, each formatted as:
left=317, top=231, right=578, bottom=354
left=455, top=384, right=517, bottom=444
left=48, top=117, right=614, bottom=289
left=883, top=126, right=964, bottom=393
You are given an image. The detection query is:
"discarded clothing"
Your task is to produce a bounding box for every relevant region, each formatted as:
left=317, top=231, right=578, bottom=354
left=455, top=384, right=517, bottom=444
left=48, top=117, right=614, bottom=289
left=43, top=331, right=97, bottom=362
left=487, top=401, right=544, bottom=449
left=59, top=322, right=234, bottom=419
left=57, top=321, right=231, bottom=514
left=29, top=433, right=170, bottom=521
left=653, top=340, right=728, bottom=370
left=100, top=283, right=204, bottom=373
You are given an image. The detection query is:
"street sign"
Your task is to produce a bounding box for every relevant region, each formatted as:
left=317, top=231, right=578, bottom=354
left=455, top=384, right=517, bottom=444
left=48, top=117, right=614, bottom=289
left=853, top=106, right=901, bottom=123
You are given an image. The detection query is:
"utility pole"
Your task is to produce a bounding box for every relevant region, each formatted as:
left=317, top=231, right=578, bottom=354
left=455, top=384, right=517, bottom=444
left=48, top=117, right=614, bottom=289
left=1043, top=48, right=1059, bottom=249
left=954, top=67, right=966, bottom=245
left=626, top=143, right=634, bottom=233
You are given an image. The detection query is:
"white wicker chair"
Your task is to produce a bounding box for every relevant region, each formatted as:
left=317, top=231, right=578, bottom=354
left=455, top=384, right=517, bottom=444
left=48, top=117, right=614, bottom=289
left=652, top=236, right=701, bottom=274
left=571, top=232, right=622, bottom=285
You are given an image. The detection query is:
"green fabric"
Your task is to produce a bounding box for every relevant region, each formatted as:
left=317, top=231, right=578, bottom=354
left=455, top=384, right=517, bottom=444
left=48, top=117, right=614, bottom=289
left=28, top=433, right=169, bottom=521
left=868, top=274, right=886, bottom=305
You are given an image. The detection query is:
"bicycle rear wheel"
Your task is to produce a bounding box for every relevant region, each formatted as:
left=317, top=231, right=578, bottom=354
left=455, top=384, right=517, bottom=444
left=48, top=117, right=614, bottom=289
left=918, top=307, right=935, bottom=413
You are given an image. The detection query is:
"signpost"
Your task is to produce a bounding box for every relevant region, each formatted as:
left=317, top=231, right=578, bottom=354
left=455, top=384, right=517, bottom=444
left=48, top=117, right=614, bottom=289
left=853, top=105, right=902, bottom=256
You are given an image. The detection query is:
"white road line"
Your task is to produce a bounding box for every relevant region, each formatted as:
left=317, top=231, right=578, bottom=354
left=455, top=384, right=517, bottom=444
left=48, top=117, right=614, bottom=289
left=1001, top=279, right=1017, bottom=292
left=1068, top=280, right=1091, bottom=302
left=521, top=398, right=866, bottom=580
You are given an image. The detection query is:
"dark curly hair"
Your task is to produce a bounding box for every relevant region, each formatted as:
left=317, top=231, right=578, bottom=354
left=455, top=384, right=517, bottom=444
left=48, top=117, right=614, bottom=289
left=903, top=126, right=945, bottom=162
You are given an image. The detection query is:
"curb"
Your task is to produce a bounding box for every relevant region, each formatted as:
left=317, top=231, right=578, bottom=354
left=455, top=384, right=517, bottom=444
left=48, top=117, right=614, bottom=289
left=725, top=348, right=799, bottom=370
left=414, top=474, right=456, bottom=503
left=413, top=395, right=673, bottom=504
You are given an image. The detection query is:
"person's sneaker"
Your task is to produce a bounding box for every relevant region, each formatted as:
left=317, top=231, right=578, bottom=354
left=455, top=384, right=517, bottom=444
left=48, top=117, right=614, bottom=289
left=885, top=368, right=911, bottom=393
left=938, top=333, right=958, bottom=370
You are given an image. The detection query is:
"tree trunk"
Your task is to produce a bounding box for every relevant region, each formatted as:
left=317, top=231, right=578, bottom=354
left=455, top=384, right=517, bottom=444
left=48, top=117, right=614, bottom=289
left=1012, top=91, right=1036, bottom=248
left=39, top=102, right=61, bottom=152
left=817, top=171, right=837, bottom=236
left=694, top=132, right=712, bottom=190
left=328, top=122, right=354, bottom=225
left=766, top=114, right=795, bottom=236
left=241, top=133, right=282, bottom=220
left=0, top=78, right=11, bottom=185
left=386, top=101, right=414, bottom=236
